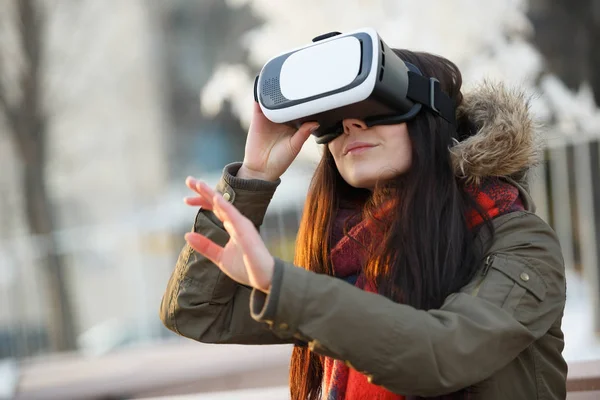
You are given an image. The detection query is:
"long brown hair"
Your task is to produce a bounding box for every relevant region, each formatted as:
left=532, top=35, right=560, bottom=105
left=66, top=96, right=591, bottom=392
left=289, top=50, right=490, bottom=400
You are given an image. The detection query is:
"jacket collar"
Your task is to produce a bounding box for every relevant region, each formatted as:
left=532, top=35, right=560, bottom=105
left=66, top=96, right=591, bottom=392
left=504, top=176, right=536, bottom=213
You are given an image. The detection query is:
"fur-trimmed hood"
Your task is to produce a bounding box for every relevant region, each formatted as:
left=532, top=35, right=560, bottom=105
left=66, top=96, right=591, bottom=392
left=451, top=82, right=542, bottom=185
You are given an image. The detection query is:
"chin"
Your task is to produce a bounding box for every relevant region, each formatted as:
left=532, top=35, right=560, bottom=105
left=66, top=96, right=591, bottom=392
left=346, top=177, right=376, bottom=190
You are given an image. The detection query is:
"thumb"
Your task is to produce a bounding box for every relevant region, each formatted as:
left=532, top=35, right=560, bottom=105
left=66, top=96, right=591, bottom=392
left=289, top=122, right=319, bottom=156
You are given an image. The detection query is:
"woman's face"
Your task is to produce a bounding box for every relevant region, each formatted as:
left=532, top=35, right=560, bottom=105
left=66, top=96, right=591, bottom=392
left=327, top=119, right=413, bottom=190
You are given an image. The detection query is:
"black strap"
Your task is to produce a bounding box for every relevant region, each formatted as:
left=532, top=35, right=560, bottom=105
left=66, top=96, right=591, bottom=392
left=407, top=71, right=456, bottom=125
left=312, top=31, right=342, bottom=42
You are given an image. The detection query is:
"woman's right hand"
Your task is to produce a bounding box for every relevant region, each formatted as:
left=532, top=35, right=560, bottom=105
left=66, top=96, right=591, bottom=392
left=237, top=102, right=319, bottom=181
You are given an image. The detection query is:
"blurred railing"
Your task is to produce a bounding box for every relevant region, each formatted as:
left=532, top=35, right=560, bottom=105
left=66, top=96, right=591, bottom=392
left=529, top=132, right=600, bottom=332
left=7, top=341, right=292, bottom=399
left=2, top=342, right=599, bottom=399
left=2, top=133, right=600, bottom=397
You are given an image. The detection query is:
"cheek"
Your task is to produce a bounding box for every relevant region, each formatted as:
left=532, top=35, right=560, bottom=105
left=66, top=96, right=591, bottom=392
left=384, top=134, right=412, bottom=171
left=327, top=140, right=342, bottom=157
left=400, top=139, right=413, bottom=165
left=327, top=142, right=345, bottom=165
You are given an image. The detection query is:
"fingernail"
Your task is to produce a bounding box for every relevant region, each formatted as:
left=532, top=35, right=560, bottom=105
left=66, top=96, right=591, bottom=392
left=310, top=124, right=320, bottom=132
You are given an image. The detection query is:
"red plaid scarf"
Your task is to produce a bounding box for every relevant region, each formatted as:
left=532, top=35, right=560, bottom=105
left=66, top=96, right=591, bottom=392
left=322, top=178, right=524, bottom=400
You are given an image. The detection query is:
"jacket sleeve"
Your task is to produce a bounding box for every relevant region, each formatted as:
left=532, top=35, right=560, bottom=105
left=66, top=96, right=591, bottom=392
left=249, top=212, right=566, bottom=396
left=159, top=162, right=292, bottom=345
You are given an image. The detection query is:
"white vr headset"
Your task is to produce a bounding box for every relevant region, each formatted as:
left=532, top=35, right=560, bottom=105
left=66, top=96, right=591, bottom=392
left=254, top=27, right=456, bottom=144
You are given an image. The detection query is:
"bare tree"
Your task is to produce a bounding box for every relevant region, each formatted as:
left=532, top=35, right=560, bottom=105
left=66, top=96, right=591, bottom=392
left=0, top=0, right=76, bottom=352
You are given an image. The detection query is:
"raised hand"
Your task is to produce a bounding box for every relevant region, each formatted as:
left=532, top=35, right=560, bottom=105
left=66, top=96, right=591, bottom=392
left=184, top=177, right=275, bottom=292
left=238, top=102, right=319, bottom=181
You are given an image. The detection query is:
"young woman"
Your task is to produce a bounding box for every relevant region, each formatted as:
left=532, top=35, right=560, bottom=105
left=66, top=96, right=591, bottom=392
left=160, top=50, right=567, bottom=400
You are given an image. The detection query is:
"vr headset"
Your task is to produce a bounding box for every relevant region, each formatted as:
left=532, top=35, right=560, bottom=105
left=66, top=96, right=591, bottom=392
left=254, top=28, right=456, bottom=144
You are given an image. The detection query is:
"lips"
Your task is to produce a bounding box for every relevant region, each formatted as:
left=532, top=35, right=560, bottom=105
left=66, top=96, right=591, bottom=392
left=344, top=142, right=377, bottom=155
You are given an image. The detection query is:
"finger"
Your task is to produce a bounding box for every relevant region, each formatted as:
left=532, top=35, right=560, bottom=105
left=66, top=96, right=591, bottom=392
left=185, top=178, right=217, bottom=210
left=186, top=176, right=211, bottom=200
left=185, top=176, right=200, bottom=192
left=215, top=196, right=272, bottom=278
left=183, top=196, right=212, bottom=208
left=186, top=177, right=216, bottom=197
left=289, top=122, right=320, bottom=155
left=195, top=180, right=217, bottom=199
left=190, top=186, right=225, bottom=222
left=200, top=182, right=229, bottom=217
left=212, top=192, right=246, bottom=225
left=253, top=101, right=263, bottom=115
left=191, top=180, right=220, bottom=211
left=213, top=194, right=260, bottom=251
left=184, top=232, right=224, bottom=266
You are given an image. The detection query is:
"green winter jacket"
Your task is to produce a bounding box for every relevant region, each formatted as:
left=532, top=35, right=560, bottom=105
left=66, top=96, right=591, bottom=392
left=160, top=83, right=567, bottom=399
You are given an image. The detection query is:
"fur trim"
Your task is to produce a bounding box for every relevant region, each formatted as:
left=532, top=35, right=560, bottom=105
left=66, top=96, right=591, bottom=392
left=451, top=81, right=542, bottom=185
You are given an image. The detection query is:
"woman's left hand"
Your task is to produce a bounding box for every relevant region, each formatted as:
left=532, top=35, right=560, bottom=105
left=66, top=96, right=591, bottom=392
left=183, top=177, right=275, bottom=293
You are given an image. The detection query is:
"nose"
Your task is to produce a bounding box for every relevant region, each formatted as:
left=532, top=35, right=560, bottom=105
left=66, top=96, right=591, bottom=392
left=342, top=118, right=368, bottom=134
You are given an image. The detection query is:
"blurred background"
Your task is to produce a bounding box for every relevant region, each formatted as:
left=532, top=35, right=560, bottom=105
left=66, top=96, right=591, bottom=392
left=0, top=0, right=600, bottom=399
